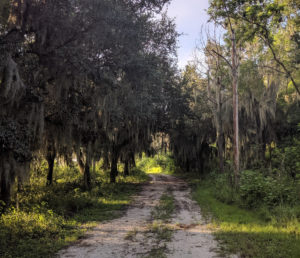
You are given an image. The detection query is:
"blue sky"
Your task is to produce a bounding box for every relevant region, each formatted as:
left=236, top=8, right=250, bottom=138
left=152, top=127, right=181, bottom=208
left=166, top=0, right=210, bottom=69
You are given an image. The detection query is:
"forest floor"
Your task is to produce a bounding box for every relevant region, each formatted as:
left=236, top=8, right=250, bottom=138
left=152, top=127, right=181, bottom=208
left=58, top=174, right=226, bottom=258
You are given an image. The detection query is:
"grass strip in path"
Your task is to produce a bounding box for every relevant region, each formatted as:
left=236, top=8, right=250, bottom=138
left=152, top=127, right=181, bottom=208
left=144, top=189, right=175, bottom=258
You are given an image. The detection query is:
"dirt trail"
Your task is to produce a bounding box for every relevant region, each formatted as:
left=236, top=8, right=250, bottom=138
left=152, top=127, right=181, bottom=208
left=58, top=174, right=225, bottom=258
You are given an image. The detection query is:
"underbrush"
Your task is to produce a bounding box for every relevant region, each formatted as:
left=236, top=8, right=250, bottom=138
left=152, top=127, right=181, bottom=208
left=0, top=163, right=149, bottom=258
left=191, top=174, right=300, bottom=258
left=136, top=153, right=176, bottom=174
left=211, top=170, right=300, bottom=221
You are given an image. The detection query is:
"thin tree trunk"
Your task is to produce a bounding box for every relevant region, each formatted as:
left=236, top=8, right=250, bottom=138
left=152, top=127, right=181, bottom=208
left=124, top=160, right=129, bottom=177
left=77, top=152, right=91, bottom=190
left=16, top=176, right=22, bottom=211
left=46, top=152, right=55, bottom=186
left=110, top=148, right=119, bottom=183
left=216, top=79, right=225, bottom=173
left=130, top=152, right=136, bottom=168
left=231, top=29, right=239, bottom=186
left=78, top=158, right=85, bottom=174
left=103, top=154, right=110, bottom=170
left=217, top=132, right=225, bottom=173
left=84, top=162, right=91, bottom=190
left=185, top=160, right=190, bottom=172
left=0, top=172, right=10, bottom=206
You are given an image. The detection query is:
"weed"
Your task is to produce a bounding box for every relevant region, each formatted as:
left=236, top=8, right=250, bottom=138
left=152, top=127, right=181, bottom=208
left=147, top=221, right=173, bottom=242
left=125, top=228, right=138, bottom=241
left=143, top=246, right=168, bottom=258
left=151, top=192, right=175, bottom=221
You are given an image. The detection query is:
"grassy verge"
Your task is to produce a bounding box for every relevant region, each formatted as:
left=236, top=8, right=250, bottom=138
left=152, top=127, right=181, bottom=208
left=0, top=165, right=149, bottom=258
left=192, top=180, right=300, bottom=258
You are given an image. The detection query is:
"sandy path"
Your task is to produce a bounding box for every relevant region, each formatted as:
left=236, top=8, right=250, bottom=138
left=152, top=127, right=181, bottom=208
left=58, top=174, right=223, bottom=258
left=166, top=176, right=219, bottom=258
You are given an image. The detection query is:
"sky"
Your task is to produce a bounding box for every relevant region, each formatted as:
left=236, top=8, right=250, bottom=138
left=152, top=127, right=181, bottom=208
left=166, top=0, right=210, bottom=69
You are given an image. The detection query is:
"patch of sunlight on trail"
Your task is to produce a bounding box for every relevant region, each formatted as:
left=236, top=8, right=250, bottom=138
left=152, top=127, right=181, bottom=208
left=100, top=198, right=129, bottom=205
left=147, top=166, right=163, bottom=174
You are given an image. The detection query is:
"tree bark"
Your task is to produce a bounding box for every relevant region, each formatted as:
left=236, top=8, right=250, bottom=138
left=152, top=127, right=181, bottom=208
left=110, top=148, right=119, bottom=183
left=84, top=162, right=91, bottom=190
left=77, top=152, right=91, bottom=190
left=216, top=78, right=225, bottom=173
left=102, top=154, right=110, bottom=170
left=129, top=152, right=136, bottom=168
left=0, top=172, right=10, bottom=206
left=124, top=160, right=129, bottom=177
left=231, top=29, right=240, bottom=186
left=46, top=152, right=55, bottom=186
left=217, top=131, right=225, bottom=173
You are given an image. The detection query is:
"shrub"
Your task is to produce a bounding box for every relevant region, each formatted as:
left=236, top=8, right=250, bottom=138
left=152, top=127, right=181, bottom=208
left=213, top=173, right=239, bottom=205
left=284, top=138, right=300, bottom=179
left=239, top=170, right=297, bottom=208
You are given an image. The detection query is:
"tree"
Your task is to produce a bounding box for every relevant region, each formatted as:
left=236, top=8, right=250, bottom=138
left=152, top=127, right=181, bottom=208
left=0, top=0, right=178, bottom=201
left=208, top=1, right=246, bottom=184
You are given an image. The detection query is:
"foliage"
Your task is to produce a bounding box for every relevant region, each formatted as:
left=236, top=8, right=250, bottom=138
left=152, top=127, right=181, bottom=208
left=0, top=164, right=149, bottom=258
left=136, top=153, right=176, bottom=175
left=239, top=170, right=298, bottom=208
left=0, top=0, right=178, bottom=201
left=192, top=178, right=300, bottom=258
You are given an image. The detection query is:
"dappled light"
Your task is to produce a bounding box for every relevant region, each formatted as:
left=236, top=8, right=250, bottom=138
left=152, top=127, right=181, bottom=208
left=0, top=0, right=300, bottom=257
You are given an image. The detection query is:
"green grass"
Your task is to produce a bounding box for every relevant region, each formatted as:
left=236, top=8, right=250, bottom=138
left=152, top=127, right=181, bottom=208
left=192, top=180, right=300, bottom=258
left=0, top=164, right=149, bottom=258
left=145, top=191, right=175, bottom=257
left=147, top=221, right=173, bottom=242
left=124, top=228, right=138, bottom=241
left=151, top=192, right=175, bottom=221
left=144, top=246, right=168, bottom=258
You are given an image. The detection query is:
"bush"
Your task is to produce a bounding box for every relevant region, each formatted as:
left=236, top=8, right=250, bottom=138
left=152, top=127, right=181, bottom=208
left=239, top=170, right=297, bottom=208
left=213, top=172, right=239, bottom=205
left=284, top=138, right=300, bottom=179
left=136, top=153, right=176, bottom=174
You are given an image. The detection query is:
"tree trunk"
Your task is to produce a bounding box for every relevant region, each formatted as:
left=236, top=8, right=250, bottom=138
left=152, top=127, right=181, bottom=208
left=124, top=160, right=129, bottom=177
left=231, top=29, right=239, bottom=186
left=130, top=152, right=136, bottom=168
left=77, top=152, right=91, bottom=190
left=46, top=152, right=55, bottom=186
left=84, top=162, right=91, bottom=190
left=102, top=154, right=110, bottom=170
left=78, top=158, right=85, bottom=175
left=185, top=160, right=190, bottom=172
left=216, top=79, right=225, bottom=173
left=16, top=176, right=22, bottom=211
left=110, top=149, right=119, bottom=183
left=161, top=133, right=164, bottom=153
left=0, top=172, right=10, bottom=206
left=217, top=132, right=225, bottom=173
